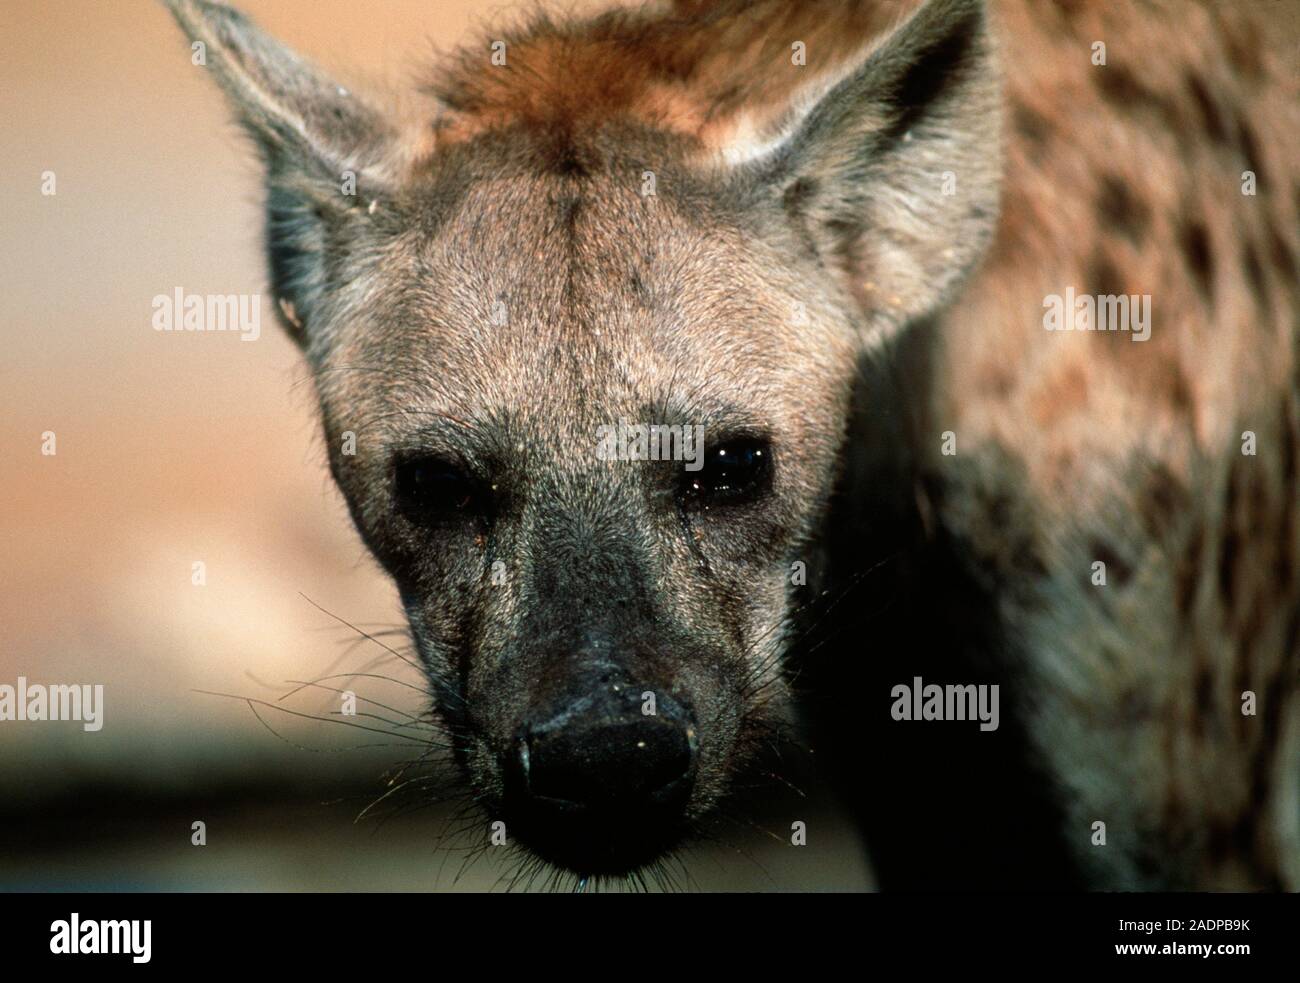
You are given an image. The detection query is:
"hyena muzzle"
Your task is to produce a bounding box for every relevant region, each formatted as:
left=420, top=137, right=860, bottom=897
left=166, top=0, right=1300, bottom=887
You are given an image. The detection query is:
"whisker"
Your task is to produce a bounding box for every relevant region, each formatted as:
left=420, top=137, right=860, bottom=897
left=277, top=671, right=431, bottom=704
left=193, top=688, right=446, bottom=749
left=297, top=592, right=426, bottom=677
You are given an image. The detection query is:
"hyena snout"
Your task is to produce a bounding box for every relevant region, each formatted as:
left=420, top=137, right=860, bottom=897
left=501, top=664, right=700, bottom=872
left=519, top=707, right=697, bottom=815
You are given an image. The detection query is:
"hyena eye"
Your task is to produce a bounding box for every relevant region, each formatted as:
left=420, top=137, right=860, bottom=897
left=680, top=436, right=773, bottom=509
left=393, top=455, right=484, bottom=524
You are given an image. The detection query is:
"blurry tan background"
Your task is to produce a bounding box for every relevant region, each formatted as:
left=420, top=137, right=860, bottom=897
left=0, top=0, right=871, bottom=890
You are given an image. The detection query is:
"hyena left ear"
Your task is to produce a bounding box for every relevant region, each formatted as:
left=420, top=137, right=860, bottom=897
left=164, top=0, right=397, bottom=348
left=729, top=0, right=1001, bottom=342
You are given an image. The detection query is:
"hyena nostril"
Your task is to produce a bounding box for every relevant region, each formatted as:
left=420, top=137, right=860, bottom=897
left=501, top=707, right=700, bottom=873
left=522, top=717, right=696, bottom=811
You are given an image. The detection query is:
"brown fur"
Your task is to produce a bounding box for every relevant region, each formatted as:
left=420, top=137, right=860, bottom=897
left=931, top=0, right=1300, bottom=888
left=423, top=0, right=923, bottom=149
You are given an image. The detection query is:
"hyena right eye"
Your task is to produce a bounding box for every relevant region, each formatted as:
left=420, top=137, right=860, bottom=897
left=680, top=435, right=773, bottom=510
left=393, top=455, right=486, bottom=525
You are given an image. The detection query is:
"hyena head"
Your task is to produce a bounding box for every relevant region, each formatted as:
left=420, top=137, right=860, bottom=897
left=169, top=0, right=1000, bottom=875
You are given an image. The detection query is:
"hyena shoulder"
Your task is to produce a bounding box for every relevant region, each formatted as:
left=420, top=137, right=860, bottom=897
left=925, top=0, right=1300, bottom=888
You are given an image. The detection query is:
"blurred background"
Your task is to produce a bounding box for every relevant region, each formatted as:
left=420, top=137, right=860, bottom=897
left=0, top=0, right=872, bottom=891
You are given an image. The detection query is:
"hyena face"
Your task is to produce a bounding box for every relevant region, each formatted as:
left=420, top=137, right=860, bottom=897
left=321, top=158, right=861, bottom=871
left=169, top=0, right=999, bottom=873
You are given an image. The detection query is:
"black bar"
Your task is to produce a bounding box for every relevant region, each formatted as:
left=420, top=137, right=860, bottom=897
left=1, top=891, right=1293, bottom=971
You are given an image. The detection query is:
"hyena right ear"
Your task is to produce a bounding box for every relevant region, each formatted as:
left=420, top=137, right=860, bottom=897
left=725, top=0, right=1001, bottom=344
left=165, top=0, right=396, bottom=348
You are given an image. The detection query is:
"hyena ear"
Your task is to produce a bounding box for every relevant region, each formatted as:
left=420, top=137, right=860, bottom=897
left=729, top=0, right=1000, bottom=342
left=165, top=0, right=396, bottom=346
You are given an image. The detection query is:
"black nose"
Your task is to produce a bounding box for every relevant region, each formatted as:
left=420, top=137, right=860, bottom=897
left=522, top=716, right=695, bottom=812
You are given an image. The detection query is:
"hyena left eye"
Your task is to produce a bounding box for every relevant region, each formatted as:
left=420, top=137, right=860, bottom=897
left=680, top=436, right=773, bottom=508
left=393, top=455, right=483, bottom=524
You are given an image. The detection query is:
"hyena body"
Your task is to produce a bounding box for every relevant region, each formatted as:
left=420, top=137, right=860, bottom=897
left=168, top=0, right=1300, bottom=888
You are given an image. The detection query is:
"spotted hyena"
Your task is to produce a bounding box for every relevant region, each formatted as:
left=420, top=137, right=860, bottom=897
left=166, top=0, right=1300, bottom=888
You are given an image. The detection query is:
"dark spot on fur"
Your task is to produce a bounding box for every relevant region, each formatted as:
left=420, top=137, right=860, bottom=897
left=1088, top=251, right=1125, bottom=298
left=1284, top=610, right=1300, bottom=681
left=1054, top=0, right=1085, bottom=20
left=1179, top=220, right=1215, bottom=303
left=970, top=487, right=1047, bottom=580
left=1220, top=17, right=1264, bottom=81
left=1194, top=667, right=1214, bottom=721
left=1186, top=72, right=1228, bottom=144
left=1167, top=366, right=1194, bottom=415
left=1013, top=102, right=1051, bottom=153
left=987, top=492, right=1013, bottom=532
left=1236, top=118, right=1265, bottom=186
left=1176, top=526, right=1204, bottom=617
left=1268, top=223, right=1297, bottom=285
left=1090, top=539, right=1132, bottom=587
left=1218, top=463, right=1244, bottom=610
left=1140, top=464, right=1189, bottom=541
left=1282, top=405, right=1298, bottom=488
left=1274, top=436, right=1294, bottom=590
left=1242, top=240, right=1268, bottom=300
left=1276, top=406, right=1297, bottom=590
left=1097, top=67, right=1180, bottom=129
left=1097, top=174, right=1150, bottom=246
left=1097, top=65, right=1142, bottom=104
left=1205, top=814, right=1265, bottom=881
left=981, top=364, right=1015, bottom=398
left=1238, top=594, right=1267, bottom=665
left=1118, top=686, right=1153, bottom=723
